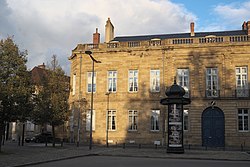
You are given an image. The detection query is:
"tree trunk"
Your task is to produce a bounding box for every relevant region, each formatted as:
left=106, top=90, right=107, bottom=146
left=5, top=122, right=9, bottom=141
left=52, top=124, right=55, bottom=147
left=0, top=122, right=4, bottom=152
left=22, top=123, right=25, bottom=146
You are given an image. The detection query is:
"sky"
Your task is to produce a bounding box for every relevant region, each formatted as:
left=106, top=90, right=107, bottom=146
left=0, top=0, right=250, bottom=75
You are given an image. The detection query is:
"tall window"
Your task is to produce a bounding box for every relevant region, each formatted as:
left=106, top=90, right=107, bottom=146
left=87, top=72, right=96, bottom=93
left=86, top=110, right=95, bottom=131
left=151, top=110, right=160, bottom=131
left=72, top=74, right=76, bottom=95
left=128, top=70, right=138, bottom=92
left=183, top=109, right=188, bottom=131
left=108, top=71, right=117, bottom=92
left=108, top=110, right=116, bottom=130
left=206, top=68, right=219, bottom=97
left=236, top=67, right=248, bottom=97
left=128, top=110, right=138, bottom=131
left=238, top=109, right=249, bottom=132
left=177, top=69, right=189, bottom=97
left=150, top=70, right=160, bottom=92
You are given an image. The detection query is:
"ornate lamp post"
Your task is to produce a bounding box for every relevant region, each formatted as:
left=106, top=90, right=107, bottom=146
left=160, top=79, right=191, bottom=153
left=85, top=50, right=101, bottom=150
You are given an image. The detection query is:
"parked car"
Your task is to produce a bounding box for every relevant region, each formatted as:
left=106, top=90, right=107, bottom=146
left=25, top=132, right=53, bottom=143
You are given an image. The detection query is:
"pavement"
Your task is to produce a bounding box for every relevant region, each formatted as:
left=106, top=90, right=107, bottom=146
left=0, top=141, right=250, bottom=167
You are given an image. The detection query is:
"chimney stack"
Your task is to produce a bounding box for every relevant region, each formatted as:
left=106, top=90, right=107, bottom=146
left=105, top=18, right=114, bottom=43
left=93, top=28, right=100, bottom=45
left=242, top=21, right=247, bottom=30
left=190, top=22, right=195, bottom=37
left=247, top=21, right=250, bottom=36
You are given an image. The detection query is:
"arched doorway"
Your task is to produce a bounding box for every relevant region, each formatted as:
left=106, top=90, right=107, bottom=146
left=202, top=106, right=225, bottom=147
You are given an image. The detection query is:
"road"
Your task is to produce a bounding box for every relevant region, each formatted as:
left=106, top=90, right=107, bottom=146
left=31, top=156, right=250, bottom=167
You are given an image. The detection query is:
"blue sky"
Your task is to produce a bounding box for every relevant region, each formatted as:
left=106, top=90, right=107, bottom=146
left=0, top=0, right=250, bottom=74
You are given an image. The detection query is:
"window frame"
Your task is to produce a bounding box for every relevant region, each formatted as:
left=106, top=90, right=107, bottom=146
left=107, top=70, right=117, bottom=93
left=238, top=108, right=249, bottom=132
left=128, top=70, right=138, bottom=92
left=151, top=110, right=160, bottom=131
left=87, top=71, right=97, bottom=93
left=86, top=110, right=95, bottom=131
left=108, top=110, right=116, bottom=131
left=150, top=70, right=160, bottom=92
left=206, top=68, right=219, bottom=97
left=128, top=110, right=138, bottom=131
left=177, top=68, right=189, bottom=97
left=236, top=66, right=248, bottom=97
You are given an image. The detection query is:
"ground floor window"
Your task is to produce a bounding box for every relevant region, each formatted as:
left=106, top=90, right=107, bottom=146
left=238, top=108, right=249, bottom=132
left=108, top=110, right=116, bottom=130
left=128, top=110, right=138, bottom=131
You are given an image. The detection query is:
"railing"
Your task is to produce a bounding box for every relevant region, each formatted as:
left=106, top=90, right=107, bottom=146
left=235, top=89, right=250, bottom=98
left=199, top=37, right=224, bottom=43
left=86, top=44, right=99, bottom=49
left=107, top=43, right=119, bottom=48
left=230, top=36, right=249, bottom=42
left=205, top=89, right=220, bottom=98
left=173, top=38, right=193, bottom=44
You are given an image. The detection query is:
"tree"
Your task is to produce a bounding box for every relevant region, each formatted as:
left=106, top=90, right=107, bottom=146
left=32, top=55, right=69, bottom=146
left=0, top=37, right=31, bottom=151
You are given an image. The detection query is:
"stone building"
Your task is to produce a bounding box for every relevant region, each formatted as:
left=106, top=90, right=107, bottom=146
left=68, top=18, right=250, bottom=148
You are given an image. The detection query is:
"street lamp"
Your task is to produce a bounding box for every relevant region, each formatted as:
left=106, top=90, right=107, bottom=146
left=77, top=53, right=82, bottom=147
left=85, top=50, right=101, bottom=150
left=105, top=91, right=111, bottom=147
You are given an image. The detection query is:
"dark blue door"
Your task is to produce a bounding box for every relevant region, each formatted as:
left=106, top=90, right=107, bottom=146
left=202, top=107, right=225, bottom=147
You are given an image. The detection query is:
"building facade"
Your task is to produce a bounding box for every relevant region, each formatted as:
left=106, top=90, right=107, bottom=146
left=68, top=19, right=250, bottom=148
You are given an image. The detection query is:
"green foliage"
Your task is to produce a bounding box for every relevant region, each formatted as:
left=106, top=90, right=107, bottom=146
left=32, top=55, right=69, bottom=127
left=0, top=37, right=32, bottom=123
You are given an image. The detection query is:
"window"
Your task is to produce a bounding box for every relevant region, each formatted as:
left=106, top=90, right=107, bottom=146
left=206, top=68, right=219, bottom=97
left=86, top=110, right=95, bottom=131
left=183, top=109, right=188, bottom=131
left=177, top=69, right=189, bottom=97
left=108, top=110, right=116, bottom=130
left=87, top=72, right=96, bottom=93
left=72, top=74, right=76, bottom=95
left=150, top=39, right=161, bottom=46
left=128, top=41, right=140, bottom=47
left=128, top=70, right=138, bottom=92
left=150, top=70, right=160, bottom=92
left=108, top=71, right=117, bottom=92
left=151, top=110, right=160, bottom=131
left=236, top=67, right=248, bottom=97
left=238, top=109, right=249, bottom=132
left=128, top=110, right=138, bottom=131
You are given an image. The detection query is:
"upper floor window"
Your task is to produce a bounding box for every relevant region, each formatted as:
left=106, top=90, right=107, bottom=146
left=108, top=110, right=116, bottom=131
left=149, top=39, right=161, bottom=46
left=87, top=72, right=96, bottom=93
left=238, top=109, right=249, bottom=132
left=206, top=68, right=219, bottom=97
left=128, top=110, right=138, bottom=131
left=108, top=71, right=117, bottom=92
left=177, top=69, right=189, bottom=97
left=128, top=70, right=138, bottom=92
left=128, top=41, right=140, bottom=47
left=236, top=67, right=248, bottom=97
left=151, top=110, right=160, bottom=131
left=72, top=74, right=76, bottom=95
left=150, top=70, right=160, bottom=92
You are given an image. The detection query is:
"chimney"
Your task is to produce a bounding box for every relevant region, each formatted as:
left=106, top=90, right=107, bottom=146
left=242, top=21, right=247, bottom=30
left=37, top=63, right=45, bottom=69
left=190, top=22, right=195, bottom=37
left=247, top=21, right=250, bottom=36
left=93, top=28, right=100, bottom=45
left=105, top=18, right=114, bottom=43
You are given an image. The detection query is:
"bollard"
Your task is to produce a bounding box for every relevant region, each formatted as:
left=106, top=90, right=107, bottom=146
left=138, top=144, right=141, bottom=149
left=61, top=140, right=63, bottom=147
left=241, top=144, right=243, bottom=152
left=155, top=144, right=157, bottom=149
left=188, top=144, right=191, bottom=150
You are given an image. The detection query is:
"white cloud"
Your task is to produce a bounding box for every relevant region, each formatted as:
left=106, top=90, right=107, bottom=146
left=2, top=0, right=197, bottom=74
left=213, top=1, right=250, bottom=29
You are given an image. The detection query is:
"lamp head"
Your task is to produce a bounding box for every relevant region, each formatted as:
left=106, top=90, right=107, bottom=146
left=85, top=50, right=92, bottom=55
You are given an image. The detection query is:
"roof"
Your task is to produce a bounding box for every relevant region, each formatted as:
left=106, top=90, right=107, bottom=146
left=112, top=30, right=248, bottom=42
left=31, top=66, right=48, bottom=85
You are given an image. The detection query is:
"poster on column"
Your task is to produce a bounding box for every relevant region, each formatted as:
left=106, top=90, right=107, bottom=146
left=168, top=104, right=183, bottom=147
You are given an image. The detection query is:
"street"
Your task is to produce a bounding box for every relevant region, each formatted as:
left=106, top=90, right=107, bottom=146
left=31, top=156, right=250, bottom=167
